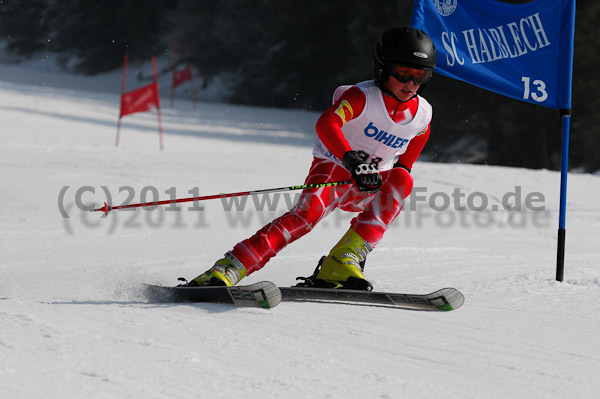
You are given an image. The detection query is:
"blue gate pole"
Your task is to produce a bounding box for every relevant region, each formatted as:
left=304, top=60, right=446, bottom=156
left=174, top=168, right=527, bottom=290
left=556, top=110, right=571, bottom=282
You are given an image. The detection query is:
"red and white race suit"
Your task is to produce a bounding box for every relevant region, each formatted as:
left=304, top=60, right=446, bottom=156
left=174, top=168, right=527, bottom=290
left=230, top=80, right=432, bottom=274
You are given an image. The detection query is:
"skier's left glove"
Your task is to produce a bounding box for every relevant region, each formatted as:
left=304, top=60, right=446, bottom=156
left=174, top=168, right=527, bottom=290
left=342, top=150, right=382, bottom=194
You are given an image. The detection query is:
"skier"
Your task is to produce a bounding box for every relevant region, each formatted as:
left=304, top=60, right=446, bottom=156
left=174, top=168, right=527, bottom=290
left=187, top=26, right=436, bottom=290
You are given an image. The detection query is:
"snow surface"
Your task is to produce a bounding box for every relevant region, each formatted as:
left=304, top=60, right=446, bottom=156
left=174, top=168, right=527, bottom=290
left=1, top=56, right=599, bottom=399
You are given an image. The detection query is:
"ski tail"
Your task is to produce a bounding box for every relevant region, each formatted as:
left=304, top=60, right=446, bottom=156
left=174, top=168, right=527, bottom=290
left=145, top=281, right=282, bottom=309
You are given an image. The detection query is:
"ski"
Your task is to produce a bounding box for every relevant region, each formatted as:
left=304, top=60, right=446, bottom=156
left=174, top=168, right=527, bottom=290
left=144, top=281, right=282, bottom=309
left=279, top=286, right=464, bottom=311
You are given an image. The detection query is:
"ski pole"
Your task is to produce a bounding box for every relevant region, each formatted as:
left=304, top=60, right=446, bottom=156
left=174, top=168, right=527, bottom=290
left=90, top=180, right=352, bottom=216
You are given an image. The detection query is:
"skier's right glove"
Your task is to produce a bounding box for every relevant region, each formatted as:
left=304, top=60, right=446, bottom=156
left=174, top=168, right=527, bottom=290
left=342, top=150, right=382, bottom=194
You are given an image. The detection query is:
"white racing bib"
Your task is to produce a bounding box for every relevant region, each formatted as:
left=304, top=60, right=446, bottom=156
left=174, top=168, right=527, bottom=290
left=313, top=80, right=432, bottom=171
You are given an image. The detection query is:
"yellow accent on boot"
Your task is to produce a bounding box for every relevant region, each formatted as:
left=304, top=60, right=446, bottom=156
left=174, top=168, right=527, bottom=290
left=316, top=228, right=373, bottom=287
left=191, top=256, right=247, bottom=287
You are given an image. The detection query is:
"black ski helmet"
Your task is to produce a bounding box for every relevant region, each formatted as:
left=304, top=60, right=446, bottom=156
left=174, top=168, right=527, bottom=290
left=373, top=26, right=436, bottom=95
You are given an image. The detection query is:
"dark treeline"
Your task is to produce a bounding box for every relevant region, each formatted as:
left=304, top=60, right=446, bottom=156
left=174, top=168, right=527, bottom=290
left=1, top=0, right=598, bottom=172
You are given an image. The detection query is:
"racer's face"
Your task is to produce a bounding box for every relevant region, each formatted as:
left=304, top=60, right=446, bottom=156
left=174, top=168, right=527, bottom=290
left=385, top=75, right=420, bottom=102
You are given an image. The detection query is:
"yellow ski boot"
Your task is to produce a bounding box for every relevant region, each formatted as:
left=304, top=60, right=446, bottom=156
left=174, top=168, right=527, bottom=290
left=300, top=228, right=373, bottom=291
left=186, top=253, right=247, bottom=287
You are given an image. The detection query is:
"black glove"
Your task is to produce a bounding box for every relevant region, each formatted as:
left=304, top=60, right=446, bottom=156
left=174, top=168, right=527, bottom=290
left=342, top=151, right=382, bottom=193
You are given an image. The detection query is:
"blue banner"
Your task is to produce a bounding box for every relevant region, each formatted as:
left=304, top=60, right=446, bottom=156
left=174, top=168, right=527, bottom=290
left=410, top=0, right=576, bottom=109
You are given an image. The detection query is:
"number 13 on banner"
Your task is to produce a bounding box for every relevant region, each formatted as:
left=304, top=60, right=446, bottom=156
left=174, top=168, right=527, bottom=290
left=522, top=76, right=548, bottom=103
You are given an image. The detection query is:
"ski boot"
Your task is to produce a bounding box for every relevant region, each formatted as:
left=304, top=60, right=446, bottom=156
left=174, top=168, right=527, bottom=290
left=184, top=252, right=247, bottom=287
left=296, top=228, right=373, bottom=291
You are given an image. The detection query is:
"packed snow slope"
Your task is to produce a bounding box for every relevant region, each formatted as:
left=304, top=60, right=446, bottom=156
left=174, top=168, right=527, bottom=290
left=1, top=58, right=599, bottom=399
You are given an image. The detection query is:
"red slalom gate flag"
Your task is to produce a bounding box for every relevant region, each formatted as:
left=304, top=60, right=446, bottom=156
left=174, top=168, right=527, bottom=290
left=172, top=65, right=192, bottom=88
left=170, top=41, right=197, bottom=109
left=115, top=54, right=164, bottom=150
left=120, top=81, right=160, bottom=117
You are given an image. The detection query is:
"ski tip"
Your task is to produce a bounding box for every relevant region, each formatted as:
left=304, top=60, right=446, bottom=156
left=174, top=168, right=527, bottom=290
left=432, top=287, right=465, bottom=311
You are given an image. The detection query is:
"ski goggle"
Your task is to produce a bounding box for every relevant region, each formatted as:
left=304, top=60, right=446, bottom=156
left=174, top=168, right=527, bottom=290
left=389, top=65, right=433, bottom=85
